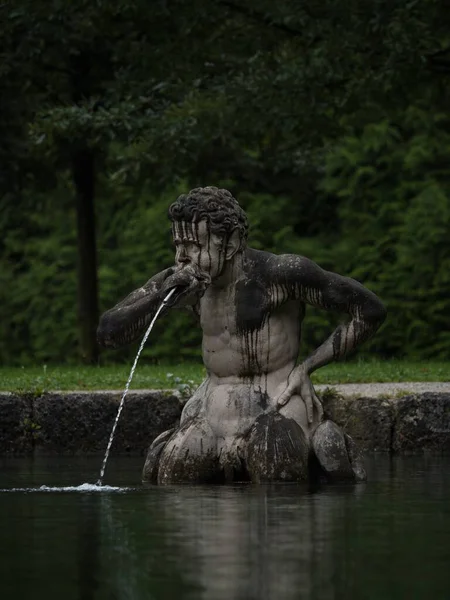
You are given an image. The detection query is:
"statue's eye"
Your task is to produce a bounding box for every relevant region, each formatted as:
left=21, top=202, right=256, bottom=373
left=185, top=242, right=200, bottom=251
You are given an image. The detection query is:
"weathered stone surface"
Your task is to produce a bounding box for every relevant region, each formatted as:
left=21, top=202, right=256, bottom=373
left=320, top=390, right=352, bottom=426
left=392, top=393, right=450, bottom=453
left=321, top=392, right=395, bottom=452
left=311, top=420, right=354, bottom=480
left=142, top=429, right=175, bottom=483
left=321, top=390, right=450, bottom=454
left=344, top=433, right=367, bottom=481
left=316, top=382, right=450, bottom=398
left=0, top=390, right=449, bottom=456
left=245, top=413, right=309, bottom=482
left=33, top=391, right=181, bottom=455
left=0, top=393, right=33, bottom=454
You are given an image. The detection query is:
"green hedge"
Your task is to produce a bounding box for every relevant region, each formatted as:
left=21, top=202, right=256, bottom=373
left=2, top=106, right=450, bottom=365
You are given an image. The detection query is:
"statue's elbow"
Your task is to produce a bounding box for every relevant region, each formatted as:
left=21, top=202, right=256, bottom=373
left=367, top=299, right=387, bottom=329
left=376, top=300, right=387, bottom=325
left=97, top=311, right=121, bottom=349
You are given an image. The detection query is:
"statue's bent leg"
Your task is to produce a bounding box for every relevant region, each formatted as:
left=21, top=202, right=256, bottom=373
left=311, top=420, right=366, bottom=482
left=157, top=418, right=219, bottom=484
left=344, top=433, right=367, bottom=482
left=142, top=429, right=175, bottom=483
left=244, top=412, right=309, bottom=482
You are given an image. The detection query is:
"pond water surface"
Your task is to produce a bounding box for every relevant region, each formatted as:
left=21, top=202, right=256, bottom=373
left=0, top=455, right=449, bottom=600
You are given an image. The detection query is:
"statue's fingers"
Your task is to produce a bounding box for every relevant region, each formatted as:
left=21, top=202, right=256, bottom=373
left=199, top=272, right=212, bottom=285
left=303, top=393, right=314, bottom=424
left=277, top=393, right=289, bottom=407
left=276, top=386, right=293, bottom=407
left=313, top=394, right=324, bottom=422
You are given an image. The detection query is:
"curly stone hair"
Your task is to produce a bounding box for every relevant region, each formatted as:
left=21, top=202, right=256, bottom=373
left=168, top=186, right=249, bottom=247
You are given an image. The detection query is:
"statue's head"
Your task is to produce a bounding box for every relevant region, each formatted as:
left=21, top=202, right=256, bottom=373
left=168, top=186, right=248, bottom=278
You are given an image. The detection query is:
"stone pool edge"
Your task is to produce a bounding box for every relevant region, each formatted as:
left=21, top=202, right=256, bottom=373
left=0, top=388, right=449, bottom=456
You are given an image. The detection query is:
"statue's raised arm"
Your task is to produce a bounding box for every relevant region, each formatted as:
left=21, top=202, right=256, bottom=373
left=97, top=264, right=210, bottom=348
left=97, top=267, right=174, bottom=349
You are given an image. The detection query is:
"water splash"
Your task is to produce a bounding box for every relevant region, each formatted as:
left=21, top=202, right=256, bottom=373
left=97, top=288, right=177, bottom=486
left=0, top=483, right=132, bottom=493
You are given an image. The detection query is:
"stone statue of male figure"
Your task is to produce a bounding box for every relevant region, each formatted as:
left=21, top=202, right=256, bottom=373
left=98, top=186, right=386, bottom=484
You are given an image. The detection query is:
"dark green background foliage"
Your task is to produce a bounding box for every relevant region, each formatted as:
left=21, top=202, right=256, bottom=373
left=1, top=0, right=449, bottom=364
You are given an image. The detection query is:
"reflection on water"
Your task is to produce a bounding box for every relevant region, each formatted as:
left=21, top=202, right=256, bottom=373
left=0, top=456, right=450, bottom=600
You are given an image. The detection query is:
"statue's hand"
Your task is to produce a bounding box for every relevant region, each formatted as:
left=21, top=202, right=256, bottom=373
left=161, top=264, right=211, bottom=305
left=275, top=365, right=323, bottom=424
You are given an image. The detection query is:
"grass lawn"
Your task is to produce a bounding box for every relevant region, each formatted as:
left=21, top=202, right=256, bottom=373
left=1, top=359, right=448, bottom=393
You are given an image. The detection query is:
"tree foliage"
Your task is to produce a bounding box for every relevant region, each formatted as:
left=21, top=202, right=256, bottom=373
left=1, top=0, right=450, bottom=364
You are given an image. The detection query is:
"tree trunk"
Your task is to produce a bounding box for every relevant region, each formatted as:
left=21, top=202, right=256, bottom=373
left=72, top=147, right=99, bottom=363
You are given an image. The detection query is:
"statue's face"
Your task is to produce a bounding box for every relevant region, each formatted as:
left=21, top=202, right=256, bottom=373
left=172, top=220, right=227, bottom=279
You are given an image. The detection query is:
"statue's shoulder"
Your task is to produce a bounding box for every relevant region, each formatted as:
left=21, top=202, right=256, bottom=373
left=243, top=248, right=277, bottom=279
left=244, top=247, right=275, bottom=266
left=244, top=248, right=316, bottom=281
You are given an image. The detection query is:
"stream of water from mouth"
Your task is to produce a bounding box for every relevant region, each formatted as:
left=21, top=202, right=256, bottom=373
left=96, top=288, right=176, bottom=486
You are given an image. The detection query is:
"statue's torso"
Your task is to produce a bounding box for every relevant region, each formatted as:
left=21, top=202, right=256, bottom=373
left=199, top=280, right=303, bottom=378
left=181, top=279, right=312, bottom=438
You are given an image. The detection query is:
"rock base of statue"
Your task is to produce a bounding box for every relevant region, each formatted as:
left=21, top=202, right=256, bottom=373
left=142, top=412, right=366, bottom=484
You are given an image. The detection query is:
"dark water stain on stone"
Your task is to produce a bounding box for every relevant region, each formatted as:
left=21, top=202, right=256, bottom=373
left=257, top=388, right=270, bottom=410
left=235, top=279, right=268, bottom=334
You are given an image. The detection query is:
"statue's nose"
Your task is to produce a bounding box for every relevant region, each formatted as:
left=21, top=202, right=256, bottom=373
left=176, top=247, right=190, bottom=264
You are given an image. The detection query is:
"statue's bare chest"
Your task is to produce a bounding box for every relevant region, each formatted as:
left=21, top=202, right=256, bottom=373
left=199, top=279, right=276, bottom=336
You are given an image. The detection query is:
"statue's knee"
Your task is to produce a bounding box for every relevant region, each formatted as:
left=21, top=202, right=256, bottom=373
left=142, top=429, right=175, bottom=483
left=344, top=433, right=367, bottom=482
left=180, top=394, right=202, bottom=425
left=245, top=412, right=309, bottom=482
left=157, top=419, right=219, bottom=484
left=311, top=420, right=359, bottom=481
